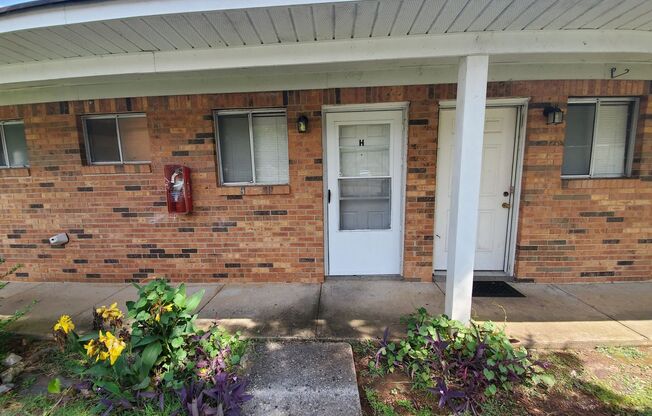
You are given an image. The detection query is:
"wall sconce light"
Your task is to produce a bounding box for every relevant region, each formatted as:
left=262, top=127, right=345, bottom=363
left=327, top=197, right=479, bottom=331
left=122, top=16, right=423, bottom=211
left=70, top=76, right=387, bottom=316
left=297, top=115, right=308, bottom=133
left=543, top=105, right=564, bottom=125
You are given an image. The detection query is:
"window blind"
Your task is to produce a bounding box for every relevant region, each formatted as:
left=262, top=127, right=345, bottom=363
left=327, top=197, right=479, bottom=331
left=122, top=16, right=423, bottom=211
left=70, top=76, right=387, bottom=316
left=592, top=103, right=629, bottom=176
left=252, top=113, right=289, bottom=184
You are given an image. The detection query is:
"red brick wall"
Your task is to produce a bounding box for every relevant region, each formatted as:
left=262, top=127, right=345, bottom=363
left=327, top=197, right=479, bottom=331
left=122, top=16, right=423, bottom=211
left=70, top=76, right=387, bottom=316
left=0, top=80, right=650, bottom=283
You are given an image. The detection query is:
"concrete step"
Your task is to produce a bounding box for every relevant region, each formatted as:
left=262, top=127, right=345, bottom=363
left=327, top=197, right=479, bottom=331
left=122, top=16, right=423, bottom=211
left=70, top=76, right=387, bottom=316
left=242, top=341, right=361, bottom=416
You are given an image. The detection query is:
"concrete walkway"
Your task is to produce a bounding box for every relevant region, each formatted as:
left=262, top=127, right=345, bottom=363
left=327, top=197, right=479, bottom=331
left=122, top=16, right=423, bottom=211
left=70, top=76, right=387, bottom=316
left=1, top=280, right=651, bottom=348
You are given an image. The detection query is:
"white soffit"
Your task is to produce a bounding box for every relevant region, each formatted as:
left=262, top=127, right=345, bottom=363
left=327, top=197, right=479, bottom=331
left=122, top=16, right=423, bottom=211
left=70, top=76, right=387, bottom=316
left=0, top=0, right=650, bottom=88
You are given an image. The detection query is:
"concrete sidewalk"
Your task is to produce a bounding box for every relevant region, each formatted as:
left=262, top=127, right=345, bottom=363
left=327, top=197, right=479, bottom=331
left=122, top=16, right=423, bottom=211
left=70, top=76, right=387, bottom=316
left=1, top=280, right=651, bottom=348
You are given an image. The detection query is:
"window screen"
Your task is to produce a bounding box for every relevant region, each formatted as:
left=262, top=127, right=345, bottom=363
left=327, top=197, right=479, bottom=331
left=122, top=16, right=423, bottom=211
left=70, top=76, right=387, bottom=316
left=0, top=122, right=29, bottom=168
left=562, top=99, right=635, bottom=177
left=216, top=110, right=289, bottom=185
left=83, top=114, right=150, bottom=164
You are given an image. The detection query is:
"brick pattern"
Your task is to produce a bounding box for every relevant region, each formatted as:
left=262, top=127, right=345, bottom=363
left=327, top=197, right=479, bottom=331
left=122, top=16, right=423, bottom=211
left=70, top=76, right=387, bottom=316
left=0, top=80, right=650, bottom=283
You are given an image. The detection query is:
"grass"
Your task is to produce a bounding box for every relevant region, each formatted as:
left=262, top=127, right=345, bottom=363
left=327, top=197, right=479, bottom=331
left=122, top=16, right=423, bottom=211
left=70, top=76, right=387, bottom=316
left=533, top=348, right=652, bottom=415
left=365, top=388, right=435, bottom=416
left=0, top=392, right=94, bottom=416
left=0, top=391, right=182, bottom=416
left=478, top=396, right=529, bottom=416
left=365, top=388, right=400, bottom=416
left=596, top=345, right=645, bottom=360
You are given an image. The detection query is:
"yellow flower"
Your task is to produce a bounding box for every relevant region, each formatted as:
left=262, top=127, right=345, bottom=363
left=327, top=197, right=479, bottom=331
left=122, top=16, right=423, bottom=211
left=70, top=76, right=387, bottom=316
left=152, top=303, right=174, bottom=322
left=84, top=339, right=99, bottom=358
left=96, top=302, right=124, bottom=320
left=53, top=315, right=75, bottom=334
left=99, top=330, right=126, bottom=365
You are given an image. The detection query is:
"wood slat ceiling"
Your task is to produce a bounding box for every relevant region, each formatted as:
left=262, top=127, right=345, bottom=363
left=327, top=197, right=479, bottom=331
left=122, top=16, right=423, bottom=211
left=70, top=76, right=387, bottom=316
left=0, top=0, right=651, bottom=65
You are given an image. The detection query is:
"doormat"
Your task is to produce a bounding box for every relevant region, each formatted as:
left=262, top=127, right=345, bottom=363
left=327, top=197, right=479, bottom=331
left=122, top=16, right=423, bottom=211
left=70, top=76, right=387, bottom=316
left=472, top=281, right=525, bottom=298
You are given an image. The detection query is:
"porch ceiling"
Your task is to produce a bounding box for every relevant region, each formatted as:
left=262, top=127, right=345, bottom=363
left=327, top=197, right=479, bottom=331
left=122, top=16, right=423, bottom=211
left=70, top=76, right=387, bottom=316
left=1, top=0, right=651, bottom=64
left=0, top=0, right=651, bottom=104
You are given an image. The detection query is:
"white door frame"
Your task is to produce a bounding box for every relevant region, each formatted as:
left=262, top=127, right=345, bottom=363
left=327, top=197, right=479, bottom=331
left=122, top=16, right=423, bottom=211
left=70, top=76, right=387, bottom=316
left=437, top=98, right=529, bottom=276
left=321, top=102, right=409, bottom=276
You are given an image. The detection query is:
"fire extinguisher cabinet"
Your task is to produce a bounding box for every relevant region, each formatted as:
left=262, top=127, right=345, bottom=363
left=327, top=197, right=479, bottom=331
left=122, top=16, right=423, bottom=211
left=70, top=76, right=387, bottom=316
left=164, top=165, right=192, bottom=214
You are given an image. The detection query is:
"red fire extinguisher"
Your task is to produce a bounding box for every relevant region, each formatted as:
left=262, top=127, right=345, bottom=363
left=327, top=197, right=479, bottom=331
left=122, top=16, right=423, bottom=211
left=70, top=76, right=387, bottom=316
left=164, top=165, right=192, bottom=214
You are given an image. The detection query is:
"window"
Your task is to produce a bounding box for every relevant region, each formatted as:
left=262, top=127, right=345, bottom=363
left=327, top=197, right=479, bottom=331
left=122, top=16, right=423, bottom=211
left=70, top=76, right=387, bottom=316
left=562, top=98, right=638, bottom=178
left=215, top=109, right=289, bottom=185
left=0, top=121, right=29, bottom=168
left=82, top=114, right=150, bottom=164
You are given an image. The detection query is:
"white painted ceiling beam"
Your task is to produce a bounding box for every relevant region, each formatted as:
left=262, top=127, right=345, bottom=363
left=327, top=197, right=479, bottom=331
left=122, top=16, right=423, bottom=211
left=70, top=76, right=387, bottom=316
left=0, top=0, right=356, bottom=34
left=1, top=60, right=650, bottom=106
left=0, top=29, right=650, bottom=86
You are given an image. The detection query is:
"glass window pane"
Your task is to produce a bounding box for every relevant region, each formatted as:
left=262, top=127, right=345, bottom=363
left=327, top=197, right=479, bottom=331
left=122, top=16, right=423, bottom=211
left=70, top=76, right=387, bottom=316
left=339, top=178, right=391, bottom=230
left=339, top=124, right=390, bottom=177
left=592, top=103, right=629, bottom=176
left=252, top=113, right=289, bottom=184
left=218, top=114, right=253, bottom=183
left=562, top=104, right=595, bottom=175
left=3, top=123, right=29, bottom=167
left=118, top=117, right=150, bottom=162
left=86, top=118, right=121, bottom=163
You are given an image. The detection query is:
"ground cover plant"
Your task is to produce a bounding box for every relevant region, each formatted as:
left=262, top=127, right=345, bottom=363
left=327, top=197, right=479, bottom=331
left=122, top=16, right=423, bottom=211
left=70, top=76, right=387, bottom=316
left=354, top=310, right=652, bottom=416
left=372, top=308, right=553, bottom=414
left=39, top=278, right=250, bottom=415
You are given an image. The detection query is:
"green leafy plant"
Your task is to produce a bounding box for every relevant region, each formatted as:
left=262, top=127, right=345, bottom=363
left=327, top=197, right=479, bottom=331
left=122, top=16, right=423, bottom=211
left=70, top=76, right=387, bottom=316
left=0, top=257, right=32, bottom=333
left=374, top=308, right=553, bottom=415
left=126, top=279, right=206, bottom=389
left=52, top=278, right=249, bottom=414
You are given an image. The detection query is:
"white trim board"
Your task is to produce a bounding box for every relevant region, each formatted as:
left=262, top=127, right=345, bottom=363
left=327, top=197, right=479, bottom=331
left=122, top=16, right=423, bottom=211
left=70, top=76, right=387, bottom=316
left=438, top=98, right=531, bottom=108
left=1, top=62, right=651, bottom=106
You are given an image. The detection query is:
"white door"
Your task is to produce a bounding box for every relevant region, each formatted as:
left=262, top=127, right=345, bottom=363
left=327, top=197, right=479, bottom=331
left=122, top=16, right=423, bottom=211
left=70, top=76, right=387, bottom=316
left=326, top=110, right=404, bottom=275
left=434, top=107, right=517, bottom=271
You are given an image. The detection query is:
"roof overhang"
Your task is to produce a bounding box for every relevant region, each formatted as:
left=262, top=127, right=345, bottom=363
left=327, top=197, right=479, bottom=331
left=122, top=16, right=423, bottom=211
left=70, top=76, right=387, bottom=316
left=0, top=0, right=650, bottom=105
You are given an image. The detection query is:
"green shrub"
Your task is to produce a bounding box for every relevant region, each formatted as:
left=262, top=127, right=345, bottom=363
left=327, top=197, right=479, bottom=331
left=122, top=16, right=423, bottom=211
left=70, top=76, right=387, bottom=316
left=126, top=279, right=207, bottom=388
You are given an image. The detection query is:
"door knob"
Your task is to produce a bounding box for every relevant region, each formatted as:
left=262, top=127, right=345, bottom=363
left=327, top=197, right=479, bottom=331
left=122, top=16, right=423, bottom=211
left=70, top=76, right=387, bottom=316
left=501, top=202, right=511, bottom=209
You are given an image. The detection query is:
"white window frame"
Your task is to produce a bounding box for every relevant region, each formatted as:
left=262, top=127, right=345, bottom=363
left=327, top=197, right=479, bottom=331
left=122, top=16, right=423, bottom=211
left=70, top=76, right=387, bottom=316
left=214, top=108, right=289, bottom=186
left=81, top=113, right=150, bottom=165
left=562, top=97, right=639, bottom=179
left=0, top=120, right=29, bottom=168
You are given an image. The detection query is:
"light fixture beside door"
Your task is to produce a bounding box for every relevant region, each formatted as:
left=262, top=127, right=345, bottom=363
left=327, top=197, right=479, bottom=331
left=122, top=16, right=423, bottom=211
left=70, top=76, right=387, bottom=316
left=543, top=104, right=564, bottom=125
left=297, top=115, right=309, bottom=133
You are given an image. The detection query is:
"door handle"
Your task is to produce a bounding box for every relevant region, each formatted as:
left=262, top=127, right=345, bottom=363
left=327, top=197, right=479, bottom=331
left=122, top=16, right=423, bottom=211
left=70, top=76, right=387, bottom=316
left=502, top=202, right=511, bottom=209
left=327, top=189, right=331, bottom=204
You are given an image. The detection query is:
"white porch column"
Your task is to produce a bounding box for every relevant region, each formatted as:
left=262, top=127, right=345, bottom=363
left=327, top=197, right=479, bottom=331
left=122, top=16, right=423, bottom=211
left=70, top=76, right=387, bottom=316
left=444, top=55, right=489, bottom=323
